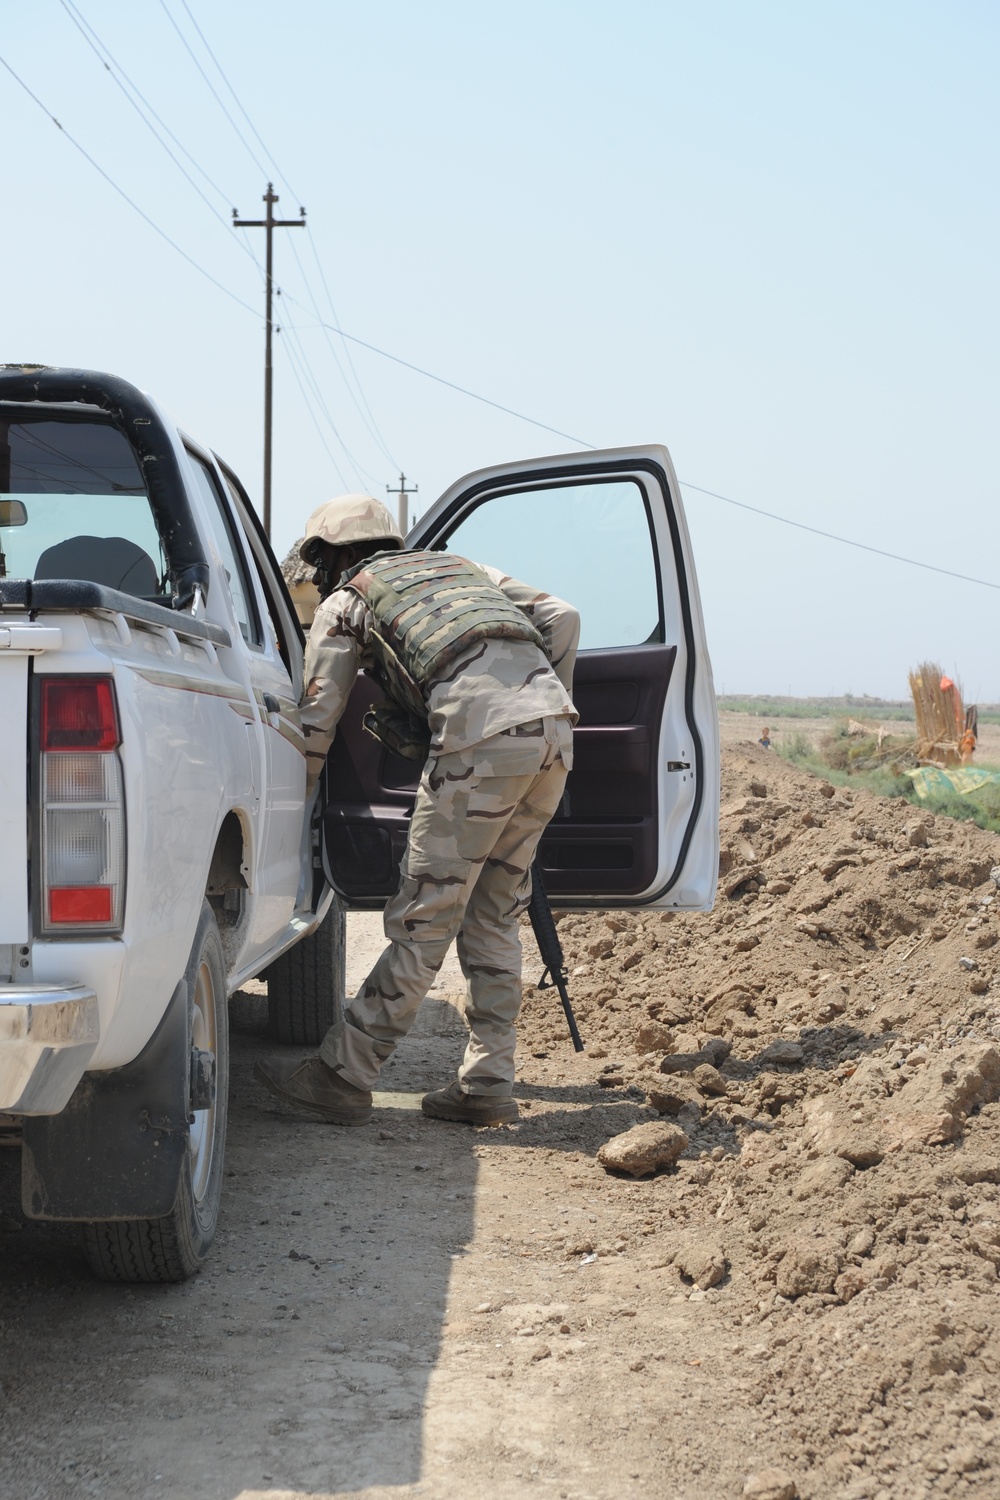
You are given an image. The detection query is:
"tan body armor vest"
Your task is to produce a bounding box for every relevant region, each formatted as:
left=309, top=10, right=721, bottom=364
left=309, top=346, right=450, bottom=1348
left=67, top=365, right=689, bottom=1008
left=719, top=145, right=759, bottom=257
left=343, top=549, right=547, bottom=758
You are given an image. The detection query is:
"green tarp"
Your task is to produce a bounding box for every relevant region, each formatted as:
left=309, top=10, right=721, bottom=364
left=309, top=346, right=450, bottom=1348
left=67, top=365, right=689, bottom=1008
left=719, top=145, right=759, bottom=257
left=907, top=766, right=1000, bottom=801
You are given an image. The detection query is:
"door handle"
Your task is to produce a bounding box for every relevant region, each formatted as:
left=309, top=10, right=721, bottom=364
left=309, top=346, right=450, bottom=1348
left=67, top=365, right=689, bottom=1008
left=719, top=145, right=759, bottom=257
left=262, top=693, right=281, bottom=715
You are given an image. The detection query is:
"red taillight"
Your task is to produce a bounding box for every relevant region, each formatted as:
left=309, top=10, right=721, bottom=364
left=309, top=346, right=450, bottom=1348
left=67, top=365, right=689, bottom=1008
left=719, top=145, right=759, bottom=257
left=38, top=677, right=126, bottom=935
left=48, top=886, right=114, bottom=924
left=41, top=678, right=120, bottom=752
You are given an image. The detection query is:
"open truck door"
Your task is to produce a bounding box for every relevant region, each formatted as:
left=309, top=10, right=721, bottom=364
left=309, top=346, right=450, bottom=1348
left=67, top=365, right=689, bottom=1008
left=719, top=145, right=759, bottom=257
left=320, top=445, right=719, bottom=911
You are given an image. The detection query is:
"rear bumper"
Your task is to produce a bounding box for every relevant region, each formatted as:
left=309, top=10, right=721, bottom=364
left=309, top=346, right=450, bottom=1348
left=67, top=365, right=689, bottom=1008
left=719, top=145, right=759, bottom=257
left=0, top=985, right=100, bottom=1114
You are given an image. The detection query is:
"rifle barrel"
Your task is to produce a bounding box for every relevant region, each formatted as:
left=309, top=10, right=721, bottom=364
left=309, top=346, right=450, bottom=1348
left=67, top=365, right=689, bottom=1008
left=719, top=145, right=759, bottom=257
left=528, top=869, right=584, bottom=1052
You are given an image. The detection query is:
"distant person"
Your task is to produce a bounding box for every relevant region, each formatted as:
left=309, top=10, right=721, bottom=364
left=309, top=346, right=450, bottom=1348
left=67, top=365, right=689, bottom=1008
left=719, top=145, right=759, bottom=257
left=758, top=726, right=772, bottom=750
left=960, top=727, right=977, bottom=764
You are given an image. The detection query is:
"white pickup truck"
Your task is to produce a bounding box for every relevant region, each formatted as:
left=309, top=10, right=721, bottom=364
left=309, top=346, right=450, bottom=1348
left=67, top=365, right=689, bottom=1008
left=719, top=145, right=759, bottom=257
left=0, top=365, right=720, bottom=1284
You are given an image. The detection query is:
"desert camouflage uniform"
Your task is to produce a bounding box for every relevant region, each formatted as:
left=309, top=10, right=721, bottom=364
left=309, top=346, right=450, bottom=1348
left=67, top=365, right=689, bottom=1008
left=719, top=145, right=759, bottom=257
left=301, top=562, right=579, bottom=1097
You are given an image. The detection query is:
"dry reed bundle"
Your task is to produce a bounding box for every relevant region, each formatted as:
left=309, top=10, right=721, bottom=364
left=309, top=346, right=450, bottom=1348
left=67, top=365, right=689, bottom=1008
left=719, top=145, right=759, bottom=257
left=909, top=661, right=964, bottom=764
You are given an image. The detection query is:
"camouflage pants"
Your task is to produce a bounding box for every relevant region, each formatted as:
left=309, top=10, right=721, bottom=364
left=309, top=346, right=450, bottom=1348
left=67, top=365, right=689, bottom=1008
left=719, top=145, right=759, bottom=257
left=320, top=714, right=573, bottom=1097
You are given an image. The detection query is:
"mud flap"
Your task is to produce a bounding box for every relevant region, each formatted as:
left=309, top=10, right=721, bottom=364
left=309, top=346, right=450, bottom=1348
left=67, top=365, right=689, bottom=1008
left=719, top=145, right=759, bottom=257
left=21, top=980, right=191, bottom=1221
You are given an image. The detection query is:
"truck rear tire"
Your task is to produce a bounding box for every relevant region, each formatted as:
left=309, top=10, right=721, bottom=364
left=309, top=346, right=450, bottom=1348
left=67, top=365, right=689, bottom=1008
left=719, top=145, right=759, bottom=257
left=82, top=902, right=229, bottom=1283
left=265, top=900, right=346, bottom=1046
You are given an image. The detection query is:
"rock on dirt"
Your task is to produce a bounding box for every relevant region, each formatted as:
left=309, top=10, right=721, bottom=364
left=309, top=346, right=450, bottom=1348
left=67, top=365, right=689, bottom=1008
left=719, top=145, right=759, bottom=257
left=660, top=1038, right=731, bottom=1074
left=634, top=1019, right=675, bottom=1054
left=774, top=1238, right=843, bottom=1298
left=675, top=1238, right=728, bottom=1290
left=597, top=1120, right=688, bottom=1176
left=645, top=1077, right=702, bottom=1115
left=693, top=1062, right=729, bottom=1096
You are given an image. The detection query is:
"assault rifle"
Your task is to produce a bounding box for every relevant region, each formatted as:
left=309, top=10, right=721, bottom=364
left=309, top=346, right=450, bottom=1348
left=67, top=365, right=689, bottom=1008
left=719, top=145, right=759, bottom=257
left=528, top=867, right=584, bottom=1052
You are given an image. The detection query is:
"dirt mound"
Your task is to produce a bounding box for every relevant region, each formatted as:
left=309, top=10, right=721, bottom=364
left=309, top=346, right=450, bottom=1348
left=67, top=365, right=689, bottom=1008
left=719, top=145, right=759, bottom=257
left=511, top=744, right=1000, bottom=1495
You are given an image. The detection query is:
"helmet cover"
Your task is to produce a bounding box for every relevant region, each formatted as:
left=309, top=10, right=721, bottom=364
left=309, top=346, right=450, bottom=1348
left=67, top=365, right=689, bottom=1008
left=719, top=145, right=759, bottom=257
left=299, top=494, right=405, bottom=561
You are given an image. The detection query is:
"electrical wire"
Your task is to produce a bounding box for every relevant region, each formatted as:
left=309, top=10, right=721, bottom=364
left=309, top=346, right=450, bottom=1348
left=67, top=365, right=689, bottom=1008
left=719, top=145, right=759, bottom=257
left=162, top=2, right=399, bottom=469
left=0, top=51, right=261, bottom=318
left=305, top=229, right=400, bottom=466
left=1, top=41, right=385, bottom=497
left=176, top=0, right=300, bottom=203
left=59, top=0, right=231, bottom=209
left=278, top=318, right=380, bottom=488
left=277, top=332, right=351, bottom=492
left=156, top=0, right=269, bottom=179
left=149, top=1, right=401, bottom=475
left=5, top=48, right=995, bottom=593
left=678, top=482, right=1000, bottom=593
left=282, top=297, right=595, bottom=449
left=282, top=305, right=1000, bottom=593
left=125, top=0, right=401, bottom=474
left=58, top=0, right=264, bottom=276
left=286, top=234, right=399, bottom=470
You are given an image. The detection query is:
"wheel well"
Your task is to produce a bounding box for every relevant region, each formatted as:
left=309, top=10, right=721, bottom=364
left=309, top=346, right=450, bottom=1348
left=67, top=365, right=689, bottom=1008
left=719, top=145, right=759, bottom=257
left=206, top=811, right=248, bottom=898
left=205, top=811, right=250, bottom=967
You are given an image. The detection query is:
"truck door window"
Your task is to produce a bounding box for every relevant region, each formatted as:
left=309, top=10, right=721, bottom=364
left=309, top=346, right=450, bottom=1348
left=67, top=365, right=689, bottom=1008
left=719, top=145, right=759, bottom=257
left=437, top=479, right=662, bottom=650
left=186, top=453, right=262, bottom=646
left=0, top=417, right=167, bottom=596
left=219, top=472, right=295, bottom=677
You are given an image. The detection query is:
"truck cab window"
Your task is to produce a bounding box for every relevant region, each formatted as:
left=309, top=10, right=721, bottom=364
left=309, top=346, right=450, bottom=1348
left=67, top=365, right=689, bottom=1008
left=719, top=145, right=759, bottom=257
left=186, top=452, right=261, bottom=646
left=0, top=418, right=167, bottom=596
left=220, top=471, right=296, bottom=677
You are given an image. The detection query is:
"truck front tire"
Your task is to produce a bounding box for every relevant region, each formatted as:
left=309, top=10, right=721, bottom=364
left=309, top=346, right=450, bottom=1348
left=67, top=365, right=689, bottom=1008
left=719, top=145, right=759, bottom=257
left=265, top=900, right=346, bottom=1046
left=82, top=901, right=229, bottom=1283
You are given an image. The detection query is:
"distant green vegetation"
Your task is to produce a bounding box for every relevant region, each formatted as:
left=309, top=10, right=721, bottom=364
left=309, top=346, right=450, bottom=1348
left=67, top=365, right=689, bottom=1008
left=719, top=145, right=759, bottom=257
left=718, top=693, right=1000, bottom=725
left=718, top=694, right=915, bottom=721
left=775, top=717, right=1000, bottom=834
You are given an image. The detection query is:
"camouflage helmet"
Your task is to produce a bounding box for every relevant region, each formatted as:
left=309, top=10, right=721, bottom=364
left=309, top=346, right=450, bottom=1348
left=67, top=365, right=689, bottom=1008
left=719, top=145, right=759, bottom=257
left=299, top=494, right=405, bottom=562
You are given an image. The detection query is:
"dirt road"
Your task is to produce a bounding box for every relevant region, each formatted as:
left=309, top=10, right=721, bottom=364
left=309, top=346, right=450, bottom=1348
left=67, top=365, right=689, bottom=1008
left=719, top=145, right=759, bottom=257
left=4, top=737, right=1000, bottom=1499
left=1, top=926, right=714, bottom=1500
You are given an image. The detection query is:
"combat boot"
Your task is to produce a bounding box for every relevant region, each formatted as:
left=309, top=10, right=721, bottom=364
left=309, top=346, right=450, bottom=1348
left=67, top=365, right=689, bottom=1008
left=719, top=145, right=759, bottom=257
left=254, top=1054, right=373, bottom=1125
left=421, top=1080, right=519, bottom=1126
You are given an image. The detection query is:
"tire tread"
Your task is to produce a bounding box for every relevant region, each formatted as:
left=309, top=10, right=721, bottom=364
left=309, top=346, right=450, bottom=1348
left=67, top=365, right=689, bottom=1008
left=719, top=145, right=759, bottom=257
left=81, top=902, right=229, bottom=1285
left=265, top=902, right=345, bottom=1045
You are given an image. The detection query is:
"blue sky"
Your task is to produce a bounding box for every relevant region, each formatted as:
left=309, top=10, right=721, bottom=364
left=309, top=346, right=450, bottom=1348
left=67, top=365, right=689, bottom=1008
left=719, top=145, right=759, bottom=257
left=5, top=1, right=999, bottom=699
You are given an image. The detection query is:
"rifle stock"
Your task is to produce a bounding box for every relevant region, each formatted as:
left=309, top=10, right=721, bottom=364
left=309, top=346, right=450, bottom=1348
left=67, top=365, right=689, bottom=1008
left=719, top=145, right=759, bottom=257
left=527, top=866, right=584, bottom=1052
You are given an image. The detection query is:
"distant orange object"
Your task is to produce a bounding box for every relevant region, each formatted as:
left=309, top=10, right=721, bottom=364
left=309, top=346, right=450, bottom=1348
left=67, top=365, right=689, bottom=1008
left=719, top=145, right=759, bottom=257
left=960, top=728, right=977, bottom=764
left=940, top=675, right=955, bottom=692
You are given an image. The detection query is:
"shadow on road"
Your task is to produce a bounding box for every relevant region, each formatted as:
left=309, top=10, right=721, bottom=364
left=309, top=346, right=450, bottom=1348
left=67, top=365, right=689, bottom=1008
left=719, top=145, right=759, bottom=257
left=0, top=996, right=482, bottom=1499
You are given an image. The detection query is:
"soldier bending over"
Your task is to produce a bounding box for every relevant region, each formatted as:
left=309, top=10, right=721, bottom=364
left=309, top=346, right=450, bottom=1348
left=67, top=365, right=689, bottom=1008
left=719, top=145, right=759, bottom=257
left=255, top=495, right=579, bottom=1127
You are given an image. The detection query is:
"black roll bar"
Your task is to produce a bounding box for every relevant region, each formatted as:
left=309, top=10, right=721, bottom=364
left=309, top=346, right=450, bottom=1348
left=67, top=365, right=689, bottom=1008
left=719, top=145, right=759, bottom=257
left=0, top=365, right=210, bottom=609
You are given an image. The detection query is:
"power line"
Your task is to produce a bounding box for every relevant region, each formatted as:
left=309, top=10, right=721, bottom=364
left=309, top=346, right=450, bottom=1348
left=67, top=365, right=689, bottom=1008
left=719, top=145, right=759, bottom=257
left=286, top=233, right=399, bottom=469
left=156, top=0, right=269, bottom=179
left=278, top=332, right=351, bottom=492
left=281, top=305, right=1000, bottom=592
left=282, top=296, right=596, bottom=449
left=177, top=0, right=300, bottom=203
left=158, top=2, right=400, bottom=476
left=58, top=0, right=263, bottom=274
left=57, top=1, right=393, bottom=489
left=678, top=482, right=1000, bottom=593
left=5, top=48, right=995, bottom=593
left=302, top=225, right=401, bottom=462
left=279, top=318, right=380, bottom=488
left=305, top=228, right=400, bottom=468
left=0, top=51, right=261, bottom=318
left=59, top=0, right=231, bottom=209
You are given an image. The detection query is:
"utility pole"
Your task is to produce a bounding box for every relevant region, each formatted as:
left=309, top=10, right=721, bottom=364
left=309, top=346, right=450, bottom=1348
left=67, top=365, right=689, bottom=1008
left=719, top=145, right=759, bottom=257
left=233, top=184, right=306, bottom=538
left=387, top=472, right=418, bottom=534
